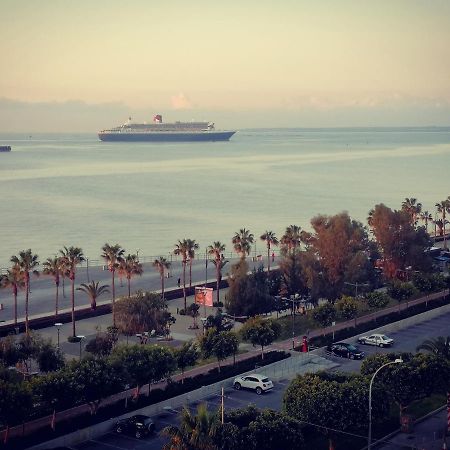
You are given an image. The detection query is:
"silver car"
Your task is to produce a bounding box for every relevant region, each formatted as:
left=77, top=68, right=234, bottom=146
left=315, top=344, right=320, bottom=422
left=233, top=373, right=274, bottom=395
left=358, top=333, right=394, bottom=347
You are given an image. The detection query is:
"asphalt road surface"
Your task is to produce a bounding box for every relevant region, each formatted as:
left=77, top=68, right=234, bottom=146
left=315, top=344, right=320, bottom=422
left=0, top=256, right=273, bottom=323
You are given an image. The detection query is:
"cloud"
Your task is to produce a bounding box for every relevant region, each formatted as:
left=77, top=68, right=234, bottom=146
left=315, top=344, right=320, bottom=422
left=171, top=93, right=192, bottom=110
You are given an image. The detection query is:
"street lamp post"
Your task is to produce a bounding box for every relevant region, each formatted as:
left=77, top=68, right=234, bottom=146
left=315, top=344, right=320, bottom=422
left=286, top=294, right=299, bottom=350
left=76, top=335, right=85, bottom=360
left=344, top=281, right=369, bottom=298
left=54, top=322, right=63, bottom=348
left=368, top=359, right=403, bottom=450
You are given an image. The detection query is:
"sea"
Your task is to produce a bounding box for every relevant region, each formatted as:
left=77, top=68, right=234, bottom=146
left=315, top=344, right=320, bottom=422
left=0, top=127, right=449, bottom=269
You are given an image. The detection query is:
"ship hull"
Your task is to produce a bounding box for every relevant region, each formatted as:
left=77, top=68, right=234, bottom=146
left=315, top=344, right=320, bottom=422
left=98, top=131, right=236, bottom=142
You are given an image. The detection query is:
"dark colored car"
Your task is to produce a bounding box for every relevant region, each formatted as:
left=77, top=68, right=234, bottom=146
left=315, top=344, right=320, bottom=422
left=114, top=414, right=155, bottom=439
left=327, top=342, right=365, bottom=360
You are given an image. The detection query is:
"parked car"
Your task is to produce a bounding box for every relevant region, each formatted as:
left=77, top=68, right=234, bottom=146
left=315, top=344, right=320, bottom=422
left=114, top=415, right=155, bottom=439
left=327, top=342, right=365, bottom=360
left=233, top=373, right=274, bottom=394
left=358, top=333, right=394, bottom=347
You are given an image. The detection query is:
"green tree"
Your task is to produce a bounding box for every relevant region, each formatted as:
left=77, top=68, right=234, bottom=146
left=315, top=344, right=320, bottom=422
left=199, top=329, right=239, bottom=371
left=174, top=341, right=199, bottom=383
left=240, top=317, right=281, bottom=360
left=162, top=403, right=220, bottom=450
left=284, top=372, right=388, bottom=450
left=153, top=256, right=171, bottom=299
left=85, top=331, right=116, bottom=357
left=186, top=238, right=199, bottom=287
left=42, top=256, right=64, bottom=318
left=208, top=241, right=228, bottom=304
left=280, top=224, right=303, bottom=256
left=10, top=249, right=39, bottom=335
left=174, top=239, right=190, bottom=311
left=313, top=302, right=337, bottom=327
left=70, top=356, right=125, bottom=414
left=302, top=213, right=373, bottom=300
left=0, top=264, right=24, bottom=325
left=387, top=281, right=416, bottom=310
left=101, top=243, right=125, bottom=326
left=187, top=302, right=200, bottom=328
left=36, top=341, right=65, bottom=372
left=401, top=197, right=422, bottom=226
left=435, top=198, right=450, bottom=249
left=0, top=380, right=33, bottom=431
left=60, top=246, right=85, bottom=337
left=370, top=203, right=433, bottom=277
left=335, top=295, right=359, bottom=320
left=361, top=352, right=450, bottom=419
left=232, top=228, right=254, bottom=259
left=115, top=291, right=174, bottom=336
left=119, top=254, right=143, bottom=298
left=77, top=280, right=109, bottom=310
left=225, top=262, right=274, bottom=317
left=215, top=406, right=305, bottom=450
left=416, top=336, right=450, bottom=360
left=260, top=230, right=279, bottom=271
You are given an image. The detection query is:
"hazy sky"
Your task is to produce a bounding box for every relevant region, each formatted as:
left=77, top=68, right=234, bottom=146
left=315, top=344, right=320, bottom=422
left=1, top=0, right=450, bottom=130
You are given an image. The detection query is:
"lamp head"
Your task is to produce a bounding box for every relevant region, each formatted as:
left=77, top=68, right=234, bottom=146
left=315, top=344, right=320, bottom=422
left=394, top=358, right=403, bottom=363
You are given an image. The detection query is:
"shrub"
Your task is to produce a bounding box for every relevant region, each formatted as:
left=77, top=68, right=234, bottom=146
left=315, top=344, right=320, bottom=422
left=365, top=291, right=390, bottom=309
left=387, top=281, right=416, bottom=302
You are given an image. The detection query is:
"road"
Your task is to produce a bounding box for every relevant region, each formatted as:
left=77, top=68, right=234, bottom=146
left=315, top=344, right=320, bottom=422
left=68, top=310, right=450, bottom=450
left=0, top=255, right=273, bottom=324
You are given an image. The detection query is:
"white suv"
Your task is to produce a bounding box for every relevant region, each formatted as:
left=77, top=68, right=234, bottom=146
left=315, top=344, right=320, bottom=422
left=233, top=374, right=274, bottom=395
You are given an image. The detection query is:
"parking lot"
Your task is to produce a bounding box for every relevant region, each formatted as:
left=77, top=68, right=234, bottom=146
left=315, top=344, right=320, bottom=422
left=72, top=380, right=290, bottom=450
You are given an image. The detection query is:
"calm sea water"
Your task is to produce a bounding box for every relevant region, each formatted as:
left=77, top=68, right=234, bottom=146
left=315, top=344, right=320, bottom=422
left=0, top=128, right=449, bottom=268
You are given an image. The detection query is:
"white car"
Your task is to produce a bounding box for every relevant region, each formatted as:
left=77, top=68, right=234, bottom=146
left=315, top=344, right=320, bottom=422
left=233, top=374, right=274, bottom=395
left=358, top=333, right=394, bottom=347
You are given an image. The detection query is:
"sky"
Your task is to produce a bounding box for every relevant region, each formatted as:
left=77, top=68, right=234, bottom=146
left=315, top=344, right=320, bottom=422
left=1, top=0, right=450, bottom=131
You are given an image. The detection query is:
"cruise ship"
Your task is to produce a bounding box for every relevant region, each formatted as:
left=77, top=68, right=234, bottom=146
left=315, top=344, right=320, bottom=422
left=98, top=115, right=236, bottom=142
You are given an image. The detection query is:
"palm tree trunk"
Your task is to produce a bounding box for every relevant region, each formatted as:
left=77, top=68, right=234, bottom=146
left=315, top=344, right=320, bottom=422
left=25, top=275, right=29, bottom=335
left=216, top=262, right=220, bottom=304
left=182, top=260, right=187, bottom=311
left=267, top=244, right=271, bottom=272
left=189, top=261, right=192, bottom=287
left=55, top=282, right=59, bottom=317
left=443, top=212, right=447, bottom=249
left=13, top=287, right=18, bottom=325
left=161, top=273, right=165, bottom=299
left=127, top=277, right=131, bottom=298
left=71, top=275, right=76, bottom=337
left=111, top=270, right=116, bottom=327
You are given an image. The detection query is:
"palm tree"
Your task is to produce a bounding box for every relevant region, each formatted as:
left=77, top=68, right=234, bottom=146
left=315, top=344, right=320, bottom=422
left=208, top=241, right=228, bottom=304
left=186, top=239, right=199, bottom=287
left=162, top=403, right=220, bottom=450
left=76, top=281, right=110, bottom=310
left=174, top=239, right=190, bottom=311
left=119, top=254, right=143, bottom=298
left=60, top=246, right=85, bottom=337
left=42, top=256, right=64, bottom=317
left=153, top=256, right=171, bottom=299
left=0, top=264, right=24, bottom=325
left=420, top=210, right=433, bottom=234
left=232, top=228, right=254, bottom=259
left=101, top=243, right=125, bottom=327
left=401, top=197, right=422, bottom=226
left=435, top=199, right=450, bottom=249
left=260, top=230, right=279, bottom=271
left=416, top=336, right=450, bottom=360
left=280, top=224, right=302, bottom=255
left=10, top=249, right=39, bottom=335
